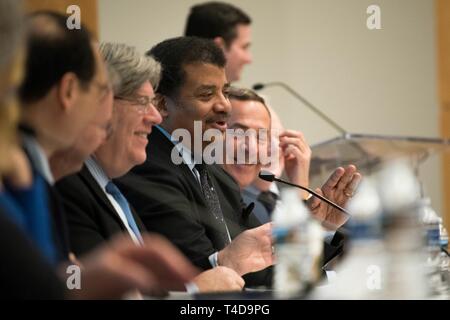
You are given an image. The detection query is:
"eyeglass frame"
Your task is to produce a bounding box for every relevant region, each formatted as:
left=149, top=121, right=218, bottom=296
left=114, top=95, right=158, bottom=114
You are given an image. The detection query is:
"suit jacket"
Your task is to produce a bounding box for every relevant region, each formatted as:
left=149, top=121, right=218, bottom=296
left=47, top=183, right=71, bottom=262
left=55, top=165, right=146, bottom=256
left=116, top=127, right=272, bottom=287
left=20, top=133, right=70, bottom=263
left=241, top=185, right=273, bottom=224
left=0, top=207, right=66, bottom=299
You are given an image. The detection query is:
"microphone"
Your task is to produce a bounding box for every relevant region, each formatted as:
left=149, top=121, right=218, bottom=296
left=258, top=171, right=349, bottom=216
left=252, top=82, right=347, bottom=135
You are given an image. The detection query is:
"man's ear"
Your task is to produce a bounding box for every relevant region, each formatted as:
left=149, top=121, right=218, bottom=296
left=213, top=37, right=227, bottom=51
left=57, top=72, right=79, bottom=113
left=154, top=93, right=169, bottom=118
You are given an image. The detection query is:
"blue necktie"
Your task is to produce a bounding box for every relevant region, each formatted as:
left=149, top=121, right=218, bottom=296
left=105, top=181, right=143, bottom=243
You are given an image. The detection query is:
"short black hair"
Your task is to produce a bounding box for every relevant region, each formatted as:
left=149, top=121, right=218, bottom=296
left=228, top=86, right=271, bottom=120
left=147, top=36, right=226, bottom=97
left=19, top=11, right=96, bottom=103
left=184, top=1, right=251, bottom=47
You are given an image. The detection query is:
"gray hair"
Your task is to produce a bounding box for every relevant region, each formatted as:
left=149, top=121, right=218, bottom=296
left=104, top=60, right=121, bottom=93
left=99, top=42, right=161, bottom=97
left=0, top=0, right=23, bottom=70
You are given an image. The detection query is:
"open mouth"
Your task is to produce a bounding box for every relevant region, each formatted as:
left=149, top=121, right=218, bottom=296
left=211, top=120, right=227, bottom=131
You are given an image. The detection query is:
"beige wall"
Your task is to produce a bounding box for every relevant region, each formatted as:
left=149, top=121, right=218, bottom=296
left=99, top=0, right=442, bottom=215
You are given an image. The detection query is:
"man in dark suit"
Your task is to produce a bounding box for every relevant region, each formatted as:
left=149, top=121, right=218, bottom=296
left=221, top=87, right=362, bottom=267
left=56, top=42, right=246, bottom=293
left=0, top=7, right=197, bottom=298
left=16, top=11, right=110, bottom=264
left=117, top=37, right=274, bottom=287
left=57, top=42, right=164, bottom=253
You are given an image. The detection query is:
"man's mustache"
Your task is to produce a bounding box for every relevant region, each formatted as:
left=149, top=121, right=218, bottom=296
left=205, top=113, right=230, bottom=124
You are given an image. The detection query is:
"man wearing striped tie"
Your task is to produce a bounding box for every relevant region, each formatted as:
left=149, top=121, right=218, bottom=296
left=55, top=42, right=245, bottom=295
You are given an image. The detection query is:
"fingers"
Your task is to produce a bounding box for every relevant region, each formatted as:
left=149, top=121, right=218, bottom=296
left=232, top=270, right=246, bottom=289
left=137, top=235, right=199, bottom=289
left=108, top=256, right=159, bottom=294
left=347, top=172, right=362, bottom=192
left=322, top=167, right=345, bottom=193
left=279, top=133, right=310, bottom=157
left=282, top=144, right=303, bottom=161
left=252, top=223, right=275, bottom=266
left=212, top=266, right=245, bottom=291
left=307, top=187, right=322, bottom=210
left=194, top=267, right=245, bottom=292
left=77, top=248, right=159, bottom=299
left=142, top=233, right=199, bottom=278
left=279, top=130, right=306, bottom=141
left=336, top=165, right=357, bottom=191
left=253, top=222, right=272, bottom=236
left=110, top=233, right=198, bottom=291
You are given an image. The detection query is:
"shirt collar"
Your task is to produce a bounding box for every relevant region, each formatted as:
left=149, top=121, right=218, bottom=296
left=156, top=125, right=197, bottom=171
left=85, top=156, right=110, bottom=190
left=245, top=181, right=280, bottom=197
left=244, top=184, right=262, bottom=197
left=22, top=134, right=55, bottom=185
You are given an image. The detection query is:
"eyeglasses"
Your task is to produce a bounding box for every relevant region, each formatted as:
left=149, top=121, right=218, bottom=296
left=114, top=95, right=157, bottom=114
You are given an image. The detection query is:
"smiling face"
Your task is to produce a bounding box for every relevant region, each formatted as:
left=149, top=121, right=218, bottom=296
left=223, top=98, right=271, bottom=189
left=95, top=81, right=162, bottom=178
left=163, top=63, right=232, bottom=150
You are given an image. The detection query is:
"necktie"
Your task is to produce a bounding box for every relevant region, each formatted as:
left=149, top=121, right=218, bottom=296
left=257, top=190, right=279, bottom=216
left=105, top=181, right=143, bottom=243
left=195, top=164, right=231, bottom=245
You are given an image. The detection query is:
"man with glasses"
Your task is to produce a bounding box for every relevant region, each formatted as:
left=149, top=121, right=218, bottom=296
left=117, top=37, right=274, bottom=288
left=56, top=42, right=246, bottom=294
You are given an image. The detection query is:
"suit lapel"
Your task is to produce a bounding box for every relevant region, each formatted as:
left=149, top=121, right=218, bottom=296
left=152, top=129, right=234, bottom=244
left=80, top=166, right=147, bottom=233
left=150, top=128, right=205, bottom=200
left=130, top=206, right=146, bottom=233
left=78, top=166, right=126, bottom=230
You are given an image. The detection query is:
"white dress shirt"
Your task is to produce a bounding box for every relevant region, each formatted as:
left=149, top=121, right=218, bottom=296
left=85, top=157, right=141, bottom=245
left=22, top=134, right=55, bottom=185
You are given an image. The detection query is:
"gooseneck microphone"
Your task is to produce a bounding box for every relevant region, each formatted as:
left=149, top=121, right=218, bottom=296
left=258, top=171, right=349, bottom=216
left=252, top=82, right=347, bottom=135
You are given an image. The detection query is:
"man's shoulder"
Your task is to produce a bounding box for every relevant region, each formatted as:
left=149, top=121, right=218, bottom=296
left=55, top=166, right=100, bottom=207
left=134, top=129, right=185, bottom=173
left=55, top=171, right=85, bottom=194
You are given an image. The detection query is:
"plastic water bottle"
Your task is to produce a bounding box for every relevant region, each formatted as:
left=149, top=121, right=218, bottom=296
left=419, top=198, right=446, bottom=296
left=314, top=160, right=428, bottom=299
left=272, top=188, right=323, bottom=298
left=376, top=160, right=428, bottom=299
left=312, top=178, right=385, bottom=299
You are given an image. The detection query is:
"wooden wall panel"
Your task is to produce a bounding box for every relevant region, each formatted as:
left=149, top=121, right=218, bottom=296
left=25, top=0, right=98, bottom=39
left=436, top=0, right=450, bottom=237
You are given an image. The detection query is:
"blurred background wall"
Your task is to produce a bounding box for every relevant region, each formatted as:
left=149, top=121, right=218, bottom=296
left=98, top=0, right=442, bottom=214
left=26, top=0, right=448, bottom=229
